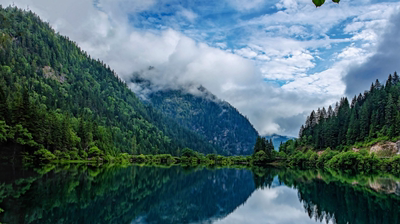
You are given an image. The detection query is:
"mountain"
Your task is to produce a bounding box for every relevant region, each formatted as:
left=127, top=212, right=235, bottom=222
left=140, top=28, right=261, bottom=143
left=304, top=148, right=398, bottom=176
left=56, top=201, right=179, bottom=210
left=0, top=6, right=222, bottom=156
left=264, top=134, right=295, bottom=150
left=131, top=76, right=259, bottom=155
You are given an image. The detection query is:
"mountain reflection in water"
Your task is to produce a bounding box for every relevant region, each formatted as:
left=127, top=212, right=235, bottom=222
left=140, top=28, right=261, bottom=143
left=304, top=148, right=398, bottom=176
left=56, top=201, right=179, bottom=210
left=0, top=165, right=399, bottom=224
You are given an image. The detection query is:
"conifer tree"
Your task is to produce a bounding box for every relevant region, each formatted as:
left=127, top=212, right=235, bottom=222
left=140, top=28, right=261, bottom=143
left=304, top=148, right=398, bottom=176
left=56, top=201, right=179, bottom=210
left=393, top=71, right=399, bottom=84
left=385, top=93, right=395, bottom=126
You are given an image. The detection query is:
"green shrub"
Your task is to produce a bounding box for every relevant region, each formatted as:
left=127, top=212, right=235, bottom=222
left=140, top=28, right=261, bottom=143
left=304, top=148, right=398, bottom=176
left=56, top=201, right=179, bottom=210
left=359, top=149, right=369, bottom=156
left=103, top=155, right=115, bottom=162
left=151, top=154, right=175, bottom=164
left=132, top=154, right=147, bottom=163
left=34, top=149, right=56, bottom=162
left=88, top=146, right=103, bottom=159
left=289, top=151, right=311, bottom=168
left=54, top=150, right=63, bottom=158
left=253, top=151, right=268, bottom=165
left=181, top=148, right=198, bottom=157
left=327, top=151, right=361, bottom=170
left=68, top=150, right=81, bottom=160
left=316, top=148, right=339, bottom=168
left=80, top=150, right=88, bottom=159
left=388, top=155, right=400, bottom=170
left=308, top=151, right=318, bottom=167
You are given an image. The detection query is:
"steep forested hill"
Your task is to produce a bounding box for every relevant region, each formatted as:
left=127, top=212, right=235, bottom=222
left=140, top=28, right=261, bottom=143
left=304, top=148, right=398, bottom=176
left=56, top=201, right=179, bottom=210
left=0, top=6, right=222, bottom=156
left=131, top=78, right=259, bottom=155
left=289, top=72, right=400, bottom=151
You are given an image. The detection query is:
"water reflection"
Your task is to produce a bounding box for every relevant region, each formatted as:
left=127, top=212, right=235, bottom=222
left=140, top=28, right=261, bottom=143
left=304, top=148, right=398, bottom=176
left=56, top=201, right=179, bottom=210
left=0, top=164, right=399, bottom=224
left=215, top=186, right=333, bottom=224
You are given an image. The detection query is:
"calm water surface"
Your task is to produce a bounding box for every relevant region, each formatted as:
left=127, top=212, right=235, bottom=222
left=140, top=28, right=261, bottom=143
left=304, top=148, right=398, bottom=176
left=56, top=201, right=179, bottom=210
left=0, top=164, right=399, bottom=224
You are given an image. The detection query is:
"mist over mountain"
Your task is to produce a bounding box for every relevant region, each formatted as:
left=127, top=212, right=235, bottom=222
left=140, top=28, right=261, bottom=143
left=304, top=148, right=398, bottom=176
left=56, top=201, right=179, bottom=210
left=131, top=75, right=259, bottom=155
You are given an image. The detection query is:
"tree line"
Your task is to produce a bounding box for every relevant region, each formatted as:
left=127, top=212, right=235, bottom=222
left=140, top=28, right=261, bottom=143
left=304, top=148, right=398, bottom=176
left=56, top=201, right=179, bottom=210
left=280, top=72, right=400, bottom=154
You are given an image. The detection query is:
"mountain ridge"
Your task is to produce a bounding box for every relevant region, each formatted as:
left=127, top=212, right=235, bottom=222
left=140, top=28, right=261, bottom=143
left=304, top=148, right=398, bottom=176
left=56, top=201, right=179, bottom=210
left=131, top=75, right=259, bottom=155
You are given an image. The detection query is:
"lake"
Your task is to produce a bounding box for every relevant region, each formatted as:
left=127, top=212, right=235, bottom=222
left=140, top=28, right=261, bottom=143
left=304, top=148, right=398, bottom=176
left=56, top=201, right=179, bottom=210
left=0, top=164, right=399, bottom=224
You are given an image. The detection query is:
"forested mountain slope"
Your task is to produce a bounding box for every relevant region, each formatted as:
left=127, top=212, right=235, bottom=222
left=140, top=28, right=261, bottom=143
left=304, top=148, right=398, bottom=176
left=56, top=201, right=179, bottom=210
left=0, top=6, right=221, bottom=156
left=288, top=72, right=400, bottom=151
left=132, top=77, right=259, bottom=155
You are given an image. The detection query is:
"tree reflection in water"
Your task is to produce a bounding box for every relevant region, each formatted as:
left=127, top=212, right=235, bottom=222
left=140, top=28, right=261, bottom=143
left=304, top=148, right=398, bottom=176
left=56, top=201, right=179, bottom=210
left=0, top=165, right=399, bottom=224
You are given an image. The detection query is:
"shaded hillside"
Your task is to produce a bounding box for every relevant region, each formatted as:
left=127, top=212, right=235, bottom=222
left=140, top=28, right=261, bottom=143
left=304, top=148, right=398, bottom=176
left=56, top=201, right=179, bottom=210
left=130, top=79, right=259, bottom=155
left=0, top=6, right=221, bottom=156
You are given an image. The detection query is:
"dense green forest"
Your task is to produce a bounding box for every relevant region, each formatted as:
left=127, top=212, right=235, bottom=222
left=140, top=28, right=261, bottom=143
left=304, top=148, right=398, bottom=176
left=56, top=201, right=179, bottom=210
left=275, top=72, right=400, bottom=173
left=132, top=79, right=258, bottom=155
left=0, top=6, right=223, bottom=159
left=281, top=72, right=400, bottom=153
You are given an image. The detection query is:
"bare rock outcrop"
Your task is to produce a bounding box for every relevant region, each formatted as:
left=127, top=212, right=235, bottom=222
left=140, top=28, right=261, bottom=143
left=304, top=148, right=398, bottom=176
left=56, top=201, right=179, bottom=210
left=42, top=66, right=66, bottom=83
left=370, top=142, right=398, bottom=157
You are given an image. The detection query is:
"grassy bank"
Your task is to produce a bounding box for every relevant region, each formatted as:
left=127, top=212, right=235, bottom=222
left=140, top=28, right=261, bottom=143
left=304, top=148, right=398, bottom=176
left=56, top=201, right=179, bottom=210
left=21, top=146, right=400, bottom=176
left=287, top=148, right=400, bottom=174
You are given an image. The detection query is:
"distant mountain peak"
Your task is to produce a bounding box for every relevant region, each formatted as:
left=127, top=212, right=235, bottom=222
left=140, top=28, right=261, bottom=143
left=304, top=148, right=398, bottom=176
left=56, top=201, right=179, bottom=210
left=264, top=134, right=295, bottom=150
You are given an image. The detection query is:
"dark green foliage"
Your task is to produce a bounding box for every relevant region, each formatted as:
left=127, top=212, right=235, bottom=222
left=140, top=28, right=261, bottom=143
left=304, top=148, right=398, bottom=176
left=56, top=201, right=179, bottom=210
left=253, top=136, right=274, bottom=155
left=316, top=148, right=338, bottom=167
left=252, top=136, right=276, bottom=164
left=287, top=149, right=400, bottom=174
left=143, top=88, right=259, bottom=155
left=312, top=0, right=340, bottom=7
left=0, top=7, right=220, bottom=157
left=326, top=151, right=381, bottom=171
left=288, top=150, right=318, bottom=168
left=297, top=73, right=400, bottom=151
left=313, top=0, right=325, bottom=7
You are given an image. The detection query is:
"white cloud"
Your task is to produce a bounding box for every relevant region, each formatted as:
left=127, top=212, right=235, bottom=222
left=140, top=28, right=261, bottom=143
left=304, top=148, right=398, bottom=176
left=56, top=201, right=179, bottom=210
left=215, top=186, right=334, bottom=224
left=234, top=48, right=259, bottom=59
left=178, top=8, right=198, bottom=22
left=4, top=0, right=400, bottom=137
left=228, top=0, right=270, bottom=11
left=214, top=42, right=228, bottom=49
left=260, top=50, right=315, bottom=80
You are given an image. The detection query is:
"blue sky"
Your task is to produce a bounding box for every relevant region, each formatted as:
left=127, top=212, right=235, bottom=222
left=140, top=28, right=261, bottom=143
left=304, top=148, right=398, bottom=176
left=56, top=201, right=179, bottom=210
left=4, top=0, right=400, bottom=136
